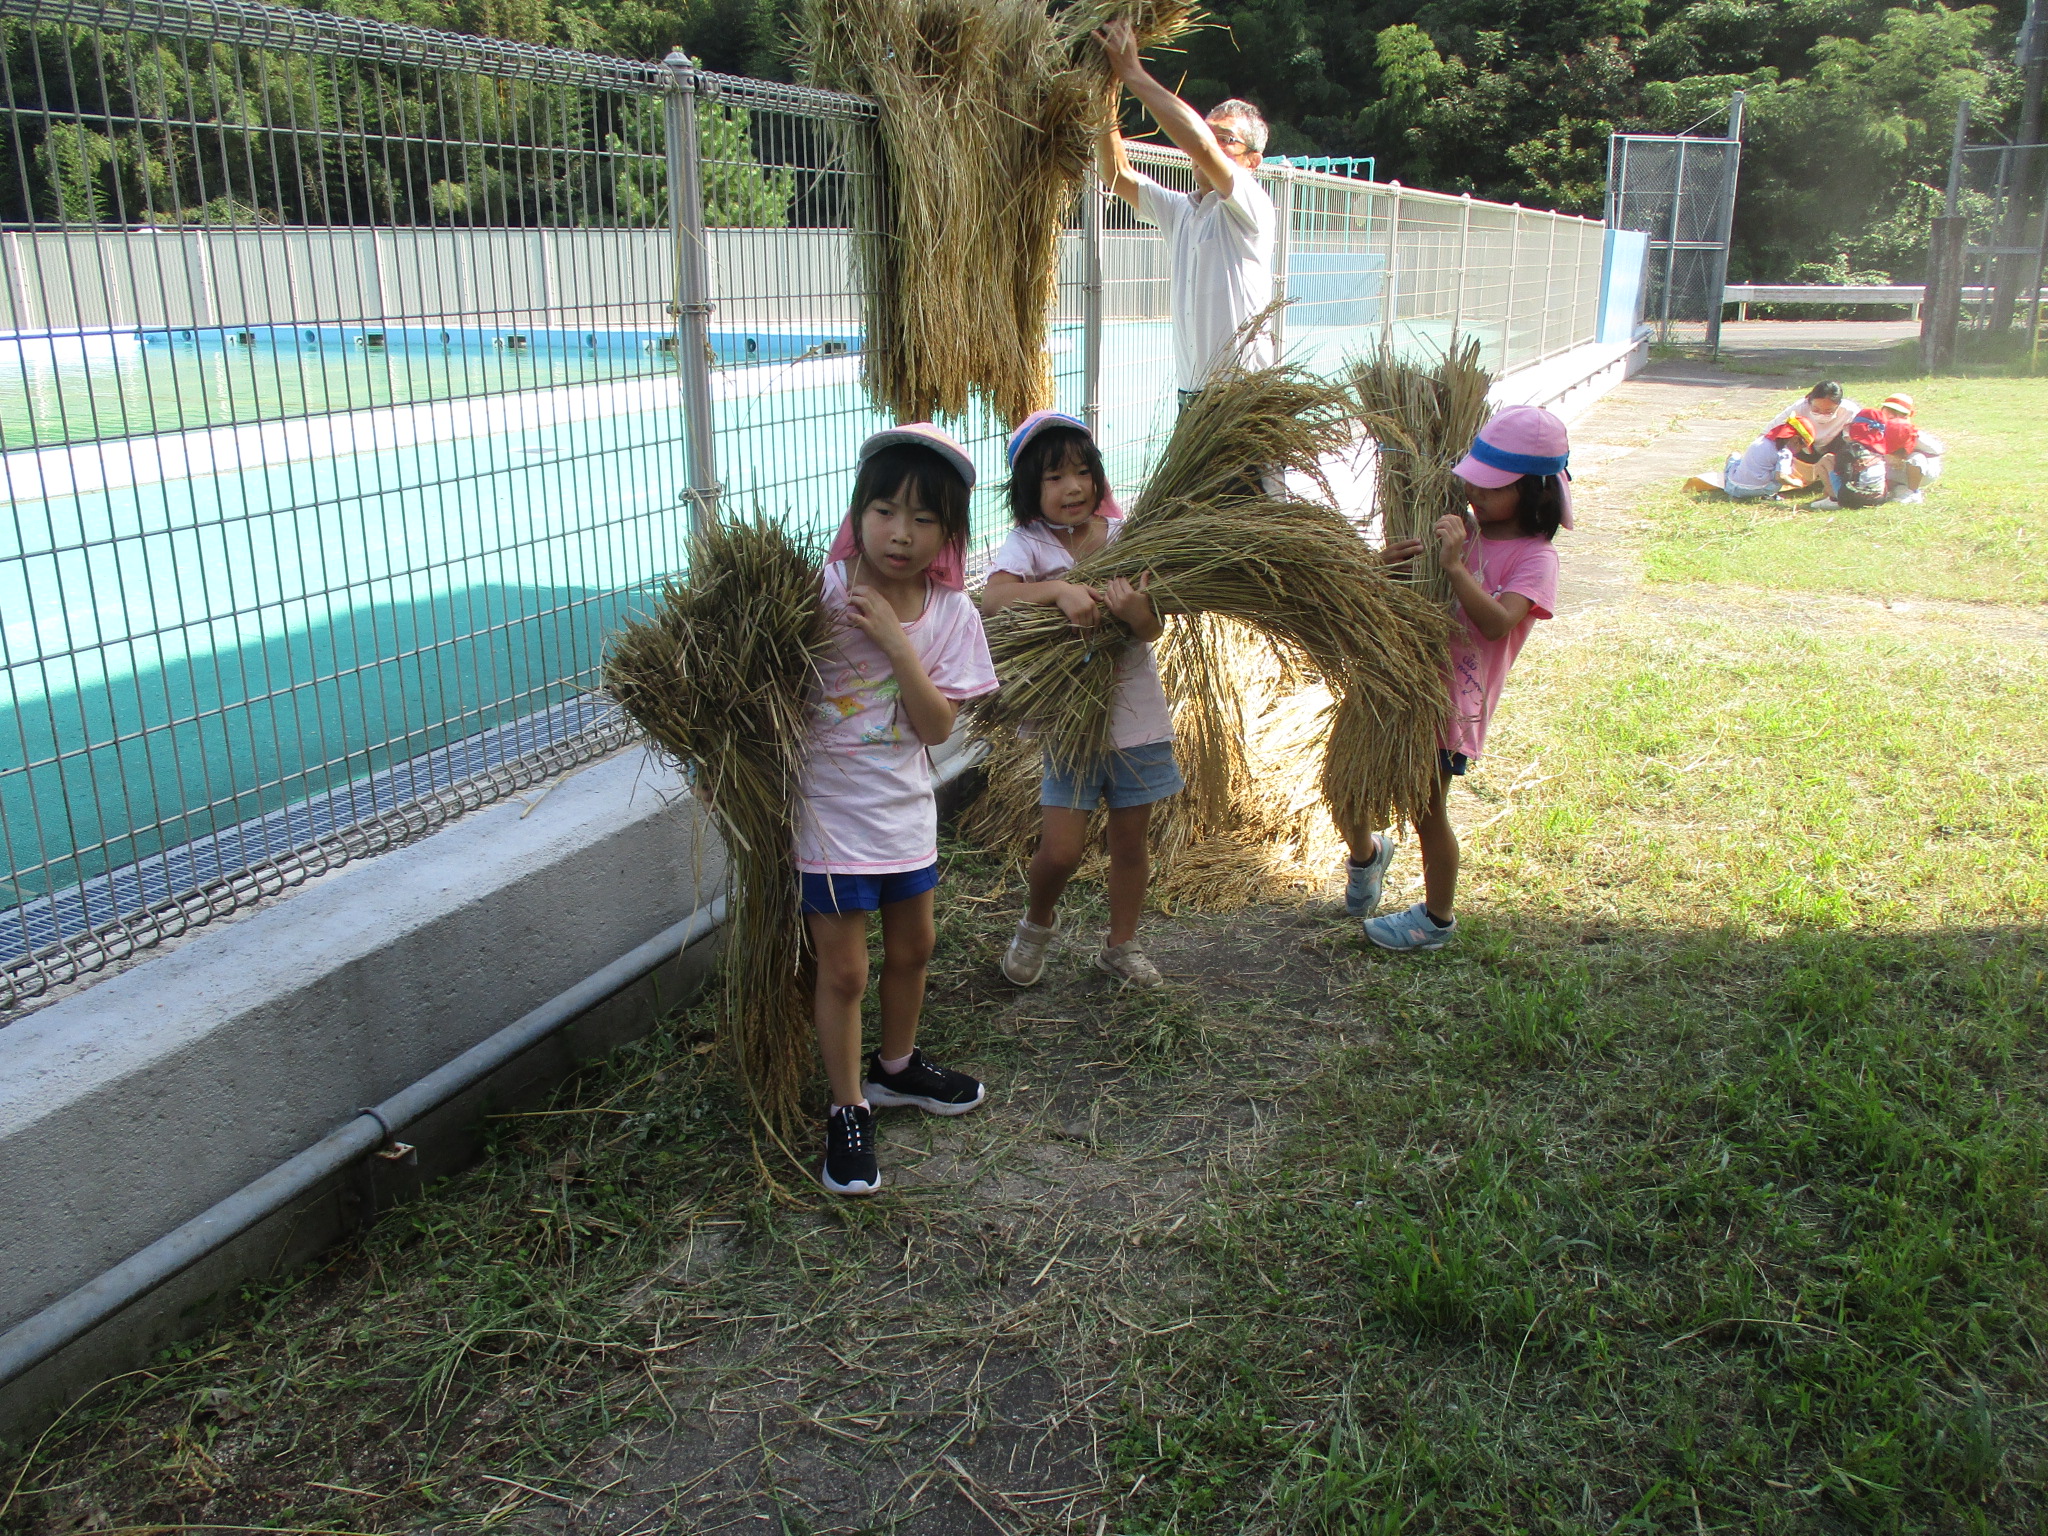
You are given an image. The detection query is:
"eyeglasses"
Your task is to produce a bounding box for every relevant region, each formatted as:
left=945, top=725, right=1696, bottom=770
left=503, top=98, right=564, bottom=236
left=1211, top=129, right=1248, bottom=150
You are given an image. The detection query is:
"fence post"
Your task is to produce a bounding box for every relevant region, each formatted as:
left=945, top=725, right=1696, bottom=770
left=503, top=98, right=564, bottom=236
left=1083, top=174, right=1105, bottom=435
left=1703, top=91, right=1746, bottom=360
left=1380, top=183, right=1401, bottom=351
left=1450, top=194, right=1472, bottom=350
left=1539, top=214, right=1556, bottom=362
left=663, top=49, right=719, bottom=534
left=1270, top=165, right=1294, bottom=359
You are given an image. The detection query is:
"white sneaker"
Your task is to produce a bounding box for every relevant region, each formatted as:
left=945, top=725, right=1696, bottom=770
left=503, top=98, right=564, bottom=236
left=1094, top=937, right=1163, bottom=988
left=1001, top=916, right=1057, bottom=986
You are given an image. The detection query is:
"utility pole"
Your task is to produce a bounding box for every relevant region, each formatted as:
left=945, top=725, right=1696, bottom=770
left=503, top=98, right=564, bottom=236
left=1990, top=0, right=2045, bottom=333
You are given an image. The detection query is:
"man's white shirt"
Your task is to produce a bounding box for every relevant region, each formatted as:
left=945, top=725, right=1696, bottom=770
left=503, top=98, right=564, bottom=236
left=1131, top=165, right=1276, bottom=392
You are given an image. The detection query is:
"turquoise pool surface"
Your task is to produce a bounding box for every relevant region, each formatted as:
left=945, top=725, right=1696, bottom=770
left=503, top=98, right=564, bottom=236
left=2, top=314, right=1418, bottom=935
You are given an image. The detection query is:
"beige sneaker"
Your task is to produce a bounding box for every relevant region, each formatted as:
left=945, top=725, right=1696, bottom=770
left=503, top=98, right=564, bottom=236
left=1094, top=936, right=1162, bottom=988
left=1001, top=916, right=1058, bottom=985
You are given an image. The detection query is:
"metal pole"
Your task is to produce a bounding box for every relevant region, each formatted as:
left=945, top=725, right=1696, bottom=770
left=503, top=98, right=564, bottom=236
left=1380, top=183, right=1401, bottom=352
left=1270, top=165, right=1294, bottom=359
left=1944, top=96, right=1971, bottom=216
left=1704, top=90, right=1746, bottom=359
left=663, top=49, right=719, bottom=533
left=1082, top=174, right=1105, bottom=435
left=1539, top=214, right=1556, bottom=362
left=1451, top=193, right=1472, bottom=350
left=1993, top=0, right=2045, bottom=331
left=1660, top=139, right=1684, bottom=344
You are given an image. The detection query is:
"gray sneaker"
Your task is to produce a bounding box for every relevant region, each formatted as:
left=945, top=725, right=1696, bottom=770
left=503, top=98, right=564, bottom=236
left=1363, top=901, right=1456, bottom=952
left=1344, top=834, right=1398, bottom=917
left=1001, top=916, right=1057, bottom=986
left=1094, top=937, right=1163, bottom=988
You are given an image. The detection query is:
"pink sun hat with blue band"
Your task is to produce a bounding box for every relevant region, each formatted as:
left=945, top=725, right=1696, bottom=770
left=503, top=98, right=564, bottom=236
left=1452, top=404, right=1574, bottom=529
left=1006, top=409, right=1125, bottom=518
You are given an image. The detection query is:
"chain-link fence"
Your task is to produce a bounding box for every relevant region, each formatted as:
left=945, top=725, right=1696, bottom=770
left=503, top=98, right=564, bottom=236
left=1606, top=129, right=1741, bottom=343
left=2, top=0, right=1607, bottom=1014
left=1953, top=140, right=2048, bottom=341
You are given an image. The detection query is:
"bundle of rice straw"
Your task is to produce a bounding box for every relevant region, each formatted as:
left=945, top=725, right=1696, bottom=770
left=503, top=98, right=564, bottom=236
left=603, top=513, right=832, bottom=1146
left=795, top=0, right=1196, bottom=423
left=964, top=624, right=1360, bottom=909
left=967, top=359, right=1453, bottom=902
left=1346, top=338, right=1493, bottom=604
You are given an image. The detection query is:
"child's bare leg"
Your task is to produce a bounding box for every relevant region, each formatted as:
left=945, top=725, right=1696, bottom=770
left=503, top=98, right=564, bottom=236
left=1416, top=769, right=1459, bottom=921
left=807, top=910, right=871, bottom=1106
left=876, top=888, right=936, bottom=1064
left=1025, top=807, right=1089, bottom=927
left=1344, top=829, right=1381, bottom=865
left=1104, top=803, right=1151, bottom=946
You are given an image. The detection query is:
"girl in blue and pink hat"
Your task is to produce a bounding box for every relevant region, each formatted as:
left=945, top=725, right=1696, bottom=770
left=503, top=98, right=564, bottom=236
left=1347, top=403, right=1571, bottom=952
left=981, top=411, right=1181, bottom=989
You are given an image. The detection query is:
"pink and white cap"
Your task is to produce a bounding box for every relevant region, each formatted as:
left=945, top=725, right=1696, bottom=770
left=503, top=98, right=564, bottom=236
left=1452, top=403, right=1574, bottom=530
left=826, top=421, right=977, bottom=590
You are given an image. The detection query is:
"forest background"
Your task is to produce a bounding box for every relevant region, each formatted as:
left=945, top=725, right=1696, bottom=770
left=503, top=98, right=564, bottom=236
left=330, top=0, right=2037, bottom=290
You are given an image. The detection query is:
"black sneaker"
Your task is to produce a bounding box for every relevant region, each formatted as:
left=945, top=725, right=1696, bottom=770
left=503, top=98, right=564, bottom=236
left=821, top=1103, right=881, bottom=1196
left=863, top=1048, right=986, bottom=1116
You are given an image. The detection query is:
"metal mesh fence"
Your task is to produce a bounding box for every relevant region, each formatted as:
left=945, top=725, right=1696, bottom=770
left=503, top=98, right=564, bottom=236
left=1952, top=140, right=2048, bottom=339
left=1606, top=133, right=1739, bottom=337
left=1, top=0, right=1607, bottom=1014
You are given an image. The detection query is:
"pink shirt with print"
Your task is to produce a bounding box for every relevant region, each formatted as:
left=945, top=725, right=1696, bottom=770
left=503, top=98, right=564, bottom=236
left=795, top=562, right=998, bottom=875
left=1443, top=533, right=1558, bottom=761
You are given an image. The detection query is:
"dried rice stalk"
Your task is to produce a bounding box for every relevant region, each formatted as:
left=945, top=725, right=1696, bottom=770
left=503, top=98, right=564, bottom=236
left=795, top=0, right=1197, bottom=423
left=1346, top=338, right=1492, bottom=604
left=603, top=514, right=832, bottom=1146
left=969, top=361, right=1453, bottom=898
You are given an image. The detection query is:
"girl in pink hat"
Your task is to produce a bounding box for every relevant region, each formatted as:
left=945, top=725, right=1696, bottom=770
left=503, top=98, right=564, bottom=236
left=1350, top=403, right=1570, bottom=952
left=982, top=411, right=1180, bottom=989
left=801, top=424, right=999, bottom=1195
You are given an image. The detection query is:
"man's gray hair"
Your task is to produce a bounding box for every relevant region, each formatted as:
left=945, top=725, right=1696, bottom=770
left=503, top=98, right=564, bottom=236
left=1207, top=99, right=1268, bottom=155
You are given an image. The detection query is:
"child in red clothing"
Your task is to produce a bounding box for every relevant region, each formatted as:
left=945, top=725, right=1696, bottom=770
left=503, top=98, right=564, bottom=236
left=1346, top=405, right=1569, bottom=951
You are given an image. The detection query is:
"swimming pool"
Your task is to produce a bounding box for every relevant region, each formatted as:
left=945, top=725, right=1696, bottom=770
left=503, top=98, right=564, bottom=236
left=0, top=323, right=862, bottom=450
left=1, top=313, right=1416, bottom=966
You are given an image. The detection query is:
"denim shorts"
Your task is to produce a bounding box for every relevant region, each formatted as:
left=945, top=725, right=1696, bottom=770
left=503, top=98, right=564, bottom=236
left=799, top=862, right=940, bottom=915
left=1040, top=739, right=1184, bottom=811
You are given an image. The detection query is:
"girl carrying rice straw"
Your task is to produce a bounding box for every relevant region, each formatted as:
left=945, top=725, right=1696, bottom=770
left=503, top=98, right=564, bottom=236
left=1348, top=405, right=1570, bottom=951
left=982, top=411, right=1181, bottom=989
left=801, top=424, right=998, bottom=1196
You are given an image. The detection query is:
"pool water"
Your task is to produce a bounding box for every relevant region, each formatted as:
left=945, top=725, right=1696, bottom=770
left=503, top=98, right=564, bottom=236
left=0, top=323, right=861, bottom=451
left=1, top=313, right=1422, bottom=958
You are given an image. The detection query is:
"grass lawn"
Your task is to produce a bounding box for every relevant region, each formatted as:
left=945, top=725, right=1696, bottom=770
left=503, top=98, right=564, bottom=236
left=2, top=380, right=2044, bottom=1535
left=1639, top=374, right=2048, bottom=606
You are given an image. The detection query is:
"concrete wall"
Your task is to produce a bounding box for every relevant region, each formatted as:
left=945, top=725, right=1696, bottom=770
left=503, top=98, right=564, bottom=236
left=0, top=744, right=725, bottom=1438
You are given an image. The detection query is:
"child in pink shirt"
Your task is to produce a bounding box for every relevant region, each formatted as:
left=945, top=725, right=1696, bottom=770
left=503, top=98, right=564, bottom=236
left=801, top=424, right=998, bottom=1196
left=1348, top=404, right=1568, bottom=952
left=981, top=412, right=1180, bottom=989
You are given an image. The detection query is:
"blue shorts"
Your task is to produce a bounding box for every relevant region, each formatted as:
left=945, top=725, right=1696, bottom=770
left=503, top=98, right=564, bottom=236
left=1040, top=740, right=1184, bottom=811
left=799, top=863, right=940, bottom=916
left=1440, top=750, right=1470, bottom=777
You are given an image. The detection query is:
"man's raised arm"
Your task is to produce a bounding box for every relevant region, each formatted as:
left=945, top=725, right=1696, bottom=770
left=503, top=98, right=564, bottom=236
left=1094, top=18, right=1243, bottom=195
left=1097, top=123, right=1143, bottom=211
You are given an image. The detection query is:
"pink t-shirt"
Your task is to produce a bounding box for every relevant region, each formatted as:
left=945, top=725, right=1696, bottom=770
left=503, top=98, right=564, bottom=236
left=1443, top=534, right=1558, bottom=761
left=795, top=562, right=998, bottom=874
left=987, top=519, right=1175, bottom=750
